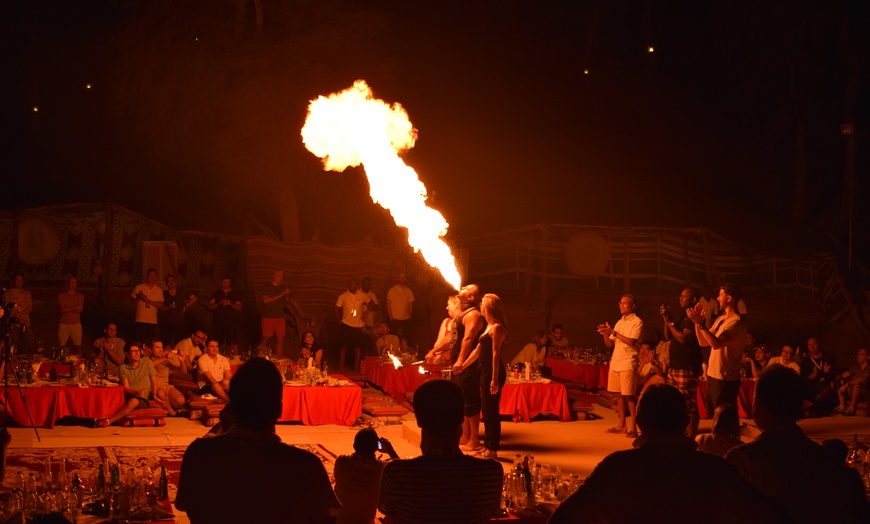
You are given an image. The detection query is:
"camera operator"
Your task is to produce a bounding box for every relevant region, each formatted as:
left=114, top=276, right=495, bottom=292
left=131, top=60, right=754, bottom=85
left=334, top=428, right=398, bottom=524
left=4, top=273, right=34, bottom=356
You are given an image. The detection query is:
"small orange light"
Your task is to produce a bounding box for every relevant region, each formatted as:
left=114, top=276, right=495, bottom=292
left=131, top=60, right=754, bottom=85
left=648, top=46, right=655, bottom=53
left=583, top=69, right=589, bottom=75
left=86, top=84, right=92, bottom=89
left=33, top=106, right=38, bottom=112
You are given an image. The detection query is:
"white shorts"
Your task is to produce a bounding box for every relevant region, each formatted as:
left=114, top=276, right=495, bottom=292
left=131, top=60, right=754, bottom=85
left=607, top=368, right=637, bottom=396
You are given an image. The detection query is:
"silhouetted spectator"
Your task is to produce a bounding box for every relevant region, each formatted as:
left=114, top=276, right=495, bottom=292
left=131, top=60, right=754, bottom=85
left=550, top=384, right=789, bottom=524
left=334, top=428, right=398, bottom=524
left=378, top=379, right=502, bottom=524
left=177, top=358, right=341, bottom=523
left=725, top=366, right=869, bottom=524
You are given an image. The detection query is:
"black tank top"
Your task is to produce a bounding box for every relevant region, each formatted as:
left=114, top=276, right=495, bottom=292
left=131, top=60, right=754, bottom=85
left=453, top=306, right=483, bottom=362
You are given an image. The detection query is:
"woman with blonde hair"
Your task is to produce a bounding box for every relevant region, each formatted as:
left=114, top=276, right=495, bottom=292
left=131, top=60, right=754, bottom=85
left=455, top=293, right=508, bottom=458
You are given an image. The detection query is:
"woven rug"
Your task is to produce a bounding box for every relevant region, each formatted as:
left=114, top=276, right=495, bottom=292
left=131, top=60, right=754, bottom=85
left=3, top=443, right=338, bottom=501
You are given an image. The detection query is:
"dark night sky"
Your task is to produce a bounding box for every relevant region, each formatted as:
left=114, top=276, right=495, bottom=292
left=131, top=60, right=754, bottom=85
left=5, top=0, right=869, bottom=261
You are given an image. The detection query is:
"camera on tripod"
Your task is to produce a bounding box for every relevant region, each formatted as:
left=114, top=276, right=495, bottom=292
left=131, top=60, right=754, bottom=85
left=0, top=303, right=18, bottom=327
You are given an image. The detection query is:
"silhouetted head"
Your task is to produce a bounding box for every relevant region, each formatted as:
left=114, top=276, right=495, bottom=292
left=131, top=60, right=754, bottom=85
left=636, top=384, right=689, bottom=436
left=353, top=427, right=380, bottom=455
left=754, top=365, right=803, bottom=428
left=414, top=379, right=464, bottom=439
left=230, top=358, right=283, bottom=430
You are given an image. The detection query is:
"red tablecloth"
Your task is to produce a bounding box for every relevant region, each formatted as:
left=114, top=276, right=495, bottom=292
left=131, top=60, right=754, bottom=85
left=0, top=383, right=126, bottom=428
left=544, top=357, right=608, bottom=389
left=279, top=375, right=362, bottom=426
left=363, top=356, right=444, bottom=396
left=500, top=380, right=571, bottom=423
left=696, top=379, right=755, bottom=419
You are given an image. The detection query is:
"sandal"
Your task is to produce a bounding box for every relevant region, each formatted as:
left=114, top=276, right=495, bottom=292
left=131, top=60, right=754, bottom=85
left=95, top=419, right=110, bottom=428
left=844, top=407, right=856, bottom=416
left=604, top=427, right=626, bottom=434
left=626, top=430, right=639, bottom=438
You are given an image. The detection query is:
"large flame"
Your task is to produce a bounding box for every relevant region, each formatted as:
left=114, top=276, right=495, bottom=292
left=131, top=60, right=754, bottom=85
left=387, top=352, right=402, bottom=369
left=301, top=80, right=461, bottom=291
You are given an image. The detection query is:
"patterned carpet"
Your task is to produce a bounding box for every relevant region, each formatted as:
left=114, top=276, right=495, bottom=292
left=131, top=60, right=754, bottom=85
left=3, top=443, right=338, bottom=501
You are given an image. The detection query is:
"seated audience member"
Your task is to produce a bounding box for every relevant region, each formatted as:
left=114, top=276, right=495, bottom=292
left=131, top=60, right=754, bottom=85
left=833, top=347, right=869, bottom=416
left=92, top=323, right=126, bottom=374
left=766, top=346, right=800, bottom=374
left=173, top=330, right=206, bottom=379
left=742, top=345, right=770, bottom=379
left=176, top=358, right=341, bottom=523
left=510, top=330, right=548, bottom=368
left=725, top=366, right=870, bottom=524
left=550, top=384, right=787, bottom=524
left=636, top=342, right=666, bottom=393
left=798, top=337, right=839, bottom=417
left=148, top=340, right=186, bottom=416
left=197, top=339, right=232, bottom=402
left=695, top=403, right=742, bottom=457
left=334, top=428, right=399, bottom=524
left=547, top=324, right=570, bottom=354
left=373, top=322, right=401, bottom=357
left=378, top=379, right=503, bottom=524
left=299, top=330, right=325, bottom=370
left=96, top=343, right=156, bottom=427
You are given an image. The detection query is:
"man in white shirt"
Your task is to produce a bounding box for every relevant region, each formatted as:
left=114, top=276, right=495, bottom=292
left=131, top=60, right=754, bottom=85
left=335, top=279, right=369, bottom=372
left=197, top=339, right=232, bottom=402
left=386, top=271, right=414, bottom=346
left=598, top=294, right=643, bottom=438
left=688, top=283, right=747, bottom=412
left=131, top=268, right=164, bottom=343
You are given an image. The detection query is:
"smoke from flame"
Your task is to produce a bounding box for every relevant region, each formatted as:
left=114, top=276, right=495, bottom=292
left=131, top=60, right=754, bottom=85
left=301, top=80, right=462, bottom=291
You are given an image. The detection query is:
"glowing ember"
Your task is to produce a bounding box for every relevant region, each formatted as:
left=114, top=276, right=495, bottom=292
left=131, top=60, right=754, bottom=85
left=418, top=366, right=425, bottom=374
left=301, top=80, right=462, bottom=291
left=388, top=352, right=402, bottom=369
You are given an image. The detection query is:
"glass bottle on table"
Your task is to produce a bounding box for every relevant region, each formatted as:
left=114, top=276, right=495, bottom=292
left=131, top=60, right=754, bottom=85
left=95, top=464, right=106, bottom=497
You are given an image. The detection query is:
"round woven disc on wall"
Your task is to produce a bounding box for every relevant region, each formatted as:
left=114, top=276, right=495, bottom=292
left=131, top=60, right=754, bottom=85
left=18, top=218, right=61, bottom=265
left=564, top=232, right=610, bottom=278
